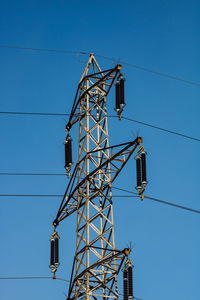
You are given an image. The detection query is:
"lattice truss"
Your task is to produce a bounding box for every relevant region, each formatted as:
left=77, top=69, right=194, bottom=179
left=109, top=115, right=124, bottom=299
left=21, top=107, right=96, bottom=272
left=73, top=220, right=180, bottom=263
left=53, top=55, right=143, bottom=300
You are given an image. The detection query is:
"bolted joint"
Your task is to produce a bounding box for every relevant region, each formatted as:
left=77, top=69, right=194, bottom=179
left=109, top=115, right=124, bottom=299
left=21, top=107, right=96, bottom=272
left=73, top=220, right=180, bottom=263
left=137, top=137, right=143, bottom=145
left=116, top=64, right=122, bottom=71
left=124, top=248, right=131, bottom=256
left=53, top=220, right=58, bottom=228
left=65, top=123, right=72, bottom=131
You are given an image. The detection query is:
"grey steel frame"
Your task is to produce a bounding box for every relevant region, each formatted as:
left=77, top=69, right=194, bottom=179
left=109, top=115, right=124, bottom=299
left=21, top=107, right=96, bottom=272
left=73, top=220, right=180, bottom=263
left=53, top=55, right=143, bottom=300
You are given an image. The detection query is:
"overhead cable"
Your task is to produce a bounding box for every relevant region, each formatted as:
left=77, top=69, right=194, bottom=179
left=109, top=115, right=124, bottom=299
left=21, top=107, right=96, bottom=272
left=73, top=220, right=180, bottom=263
left=0, top=44, right=89, bottom=55
left=0, top=174, right=199, bottom=213
left=0, top=194, right=137, bottom=198
left=0, top=111, right=69, bottom=116
left=0, top=172, right=66, bottom=176
left=144, top=195, right=200, bottom=214
left=95, top=53, right=200, bottom=87
left=0, top=193, right=199, bottom=214
left=0, top=276, right=69, bottom=282
left=0, top=111, right=199, bottom=142
left=112, top=186, right=200, bottom=213
left=0, top=44, right=200, bottom=87
left=0, top=194, right=62, bottom=197
left=121, top=116, right=200, bottom=142
left=0, top=276, right=141, bottom=298
left=112, top=187, right=200, bottom=214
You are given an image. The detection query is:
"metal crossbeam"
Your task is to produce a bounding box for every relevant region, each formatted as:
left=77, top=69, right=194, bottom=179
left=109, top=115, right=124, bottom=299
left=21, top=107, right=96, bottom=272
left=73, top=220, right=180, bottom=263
left=54, top=139, right=141, bottom=225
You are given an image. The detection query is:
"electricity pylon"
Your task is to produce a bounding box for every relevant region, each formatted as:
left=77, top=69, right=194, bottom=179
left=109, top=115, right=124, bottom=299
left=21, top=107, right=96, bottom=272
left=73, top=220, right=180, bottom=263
left=50, top=54, right=147, bottom=300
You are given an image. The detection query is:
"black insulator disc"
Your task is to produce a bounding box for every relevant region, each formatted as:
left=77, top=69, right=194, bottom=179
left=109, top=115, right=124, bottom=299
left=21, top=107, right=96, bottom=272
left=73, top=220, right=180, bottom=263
left=55, top=236, right=59, bottom=265
left=120, top=78, right=125, bottom=106
left=65, top=123, right=72, bottom=131
left=136, top=157, right=142, bottom=188
left=115, top=81, right=120, bottom=110
left=50, top=239, right=55, bottom=267
left=141, top=152, right=147, bottom=184
left=65, top=143, right=68, bottom=168
left=65, top=137, right=72, bottom=168
left=128, top=265, right=133, bottom=297
left=68, top=138, right=72, bottom=164
left=123, top=269, right=128, bottom=300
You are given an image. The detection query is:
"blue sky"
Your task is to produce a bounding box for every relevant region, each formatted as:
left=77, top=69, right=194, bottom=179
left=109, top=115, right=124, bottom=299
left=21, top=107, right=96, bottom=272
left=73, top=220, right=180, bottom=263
left=0, top=1, right=200, bottom=300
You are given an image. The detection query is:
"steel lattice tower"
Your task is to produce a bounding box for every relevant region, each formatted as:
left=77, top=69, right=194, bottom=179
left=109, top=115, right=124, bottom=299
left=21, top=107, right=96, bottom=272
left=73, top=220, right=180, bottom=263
left=74, top=55, right=118, bottom=299
left=50, top=54, right=146, bottom=300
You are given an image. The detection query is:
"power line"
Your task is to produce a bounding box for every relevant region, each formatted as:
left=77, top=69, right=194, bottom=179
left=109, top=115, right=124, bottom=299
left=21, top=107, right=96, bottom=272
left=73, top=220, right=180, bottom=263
left=0, top=172, right=199, bottom=213
left=0, top=44, right=89, bottom=56
left=112, top=186, right=137, bottom=194
left=0, top=194, right=138, bottom=198
left=0, top=192, right=199, bottom=214
left=0, top=172, right=66, bottom=176
left=95, top=53, right=200, bottom=87
left=0, top=194, right=62, bottom=197
left=0, top=111, right=199, bottom=142
left=112, top=186, right=200, bottom=214
left=0, top=276, right=141, bottom=299
left=0, top=276, right=69, bottom=282
left=121, top=116, right=200, bottom=142
left=143, top=195, right=200, bottom=214
left=0, top=111, right=69, bottom=116
left=121, top=59, right=200, bottom=87
left=0, top=276, right=51, bottom=280
left=1, top=44, right=200, bottom=87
